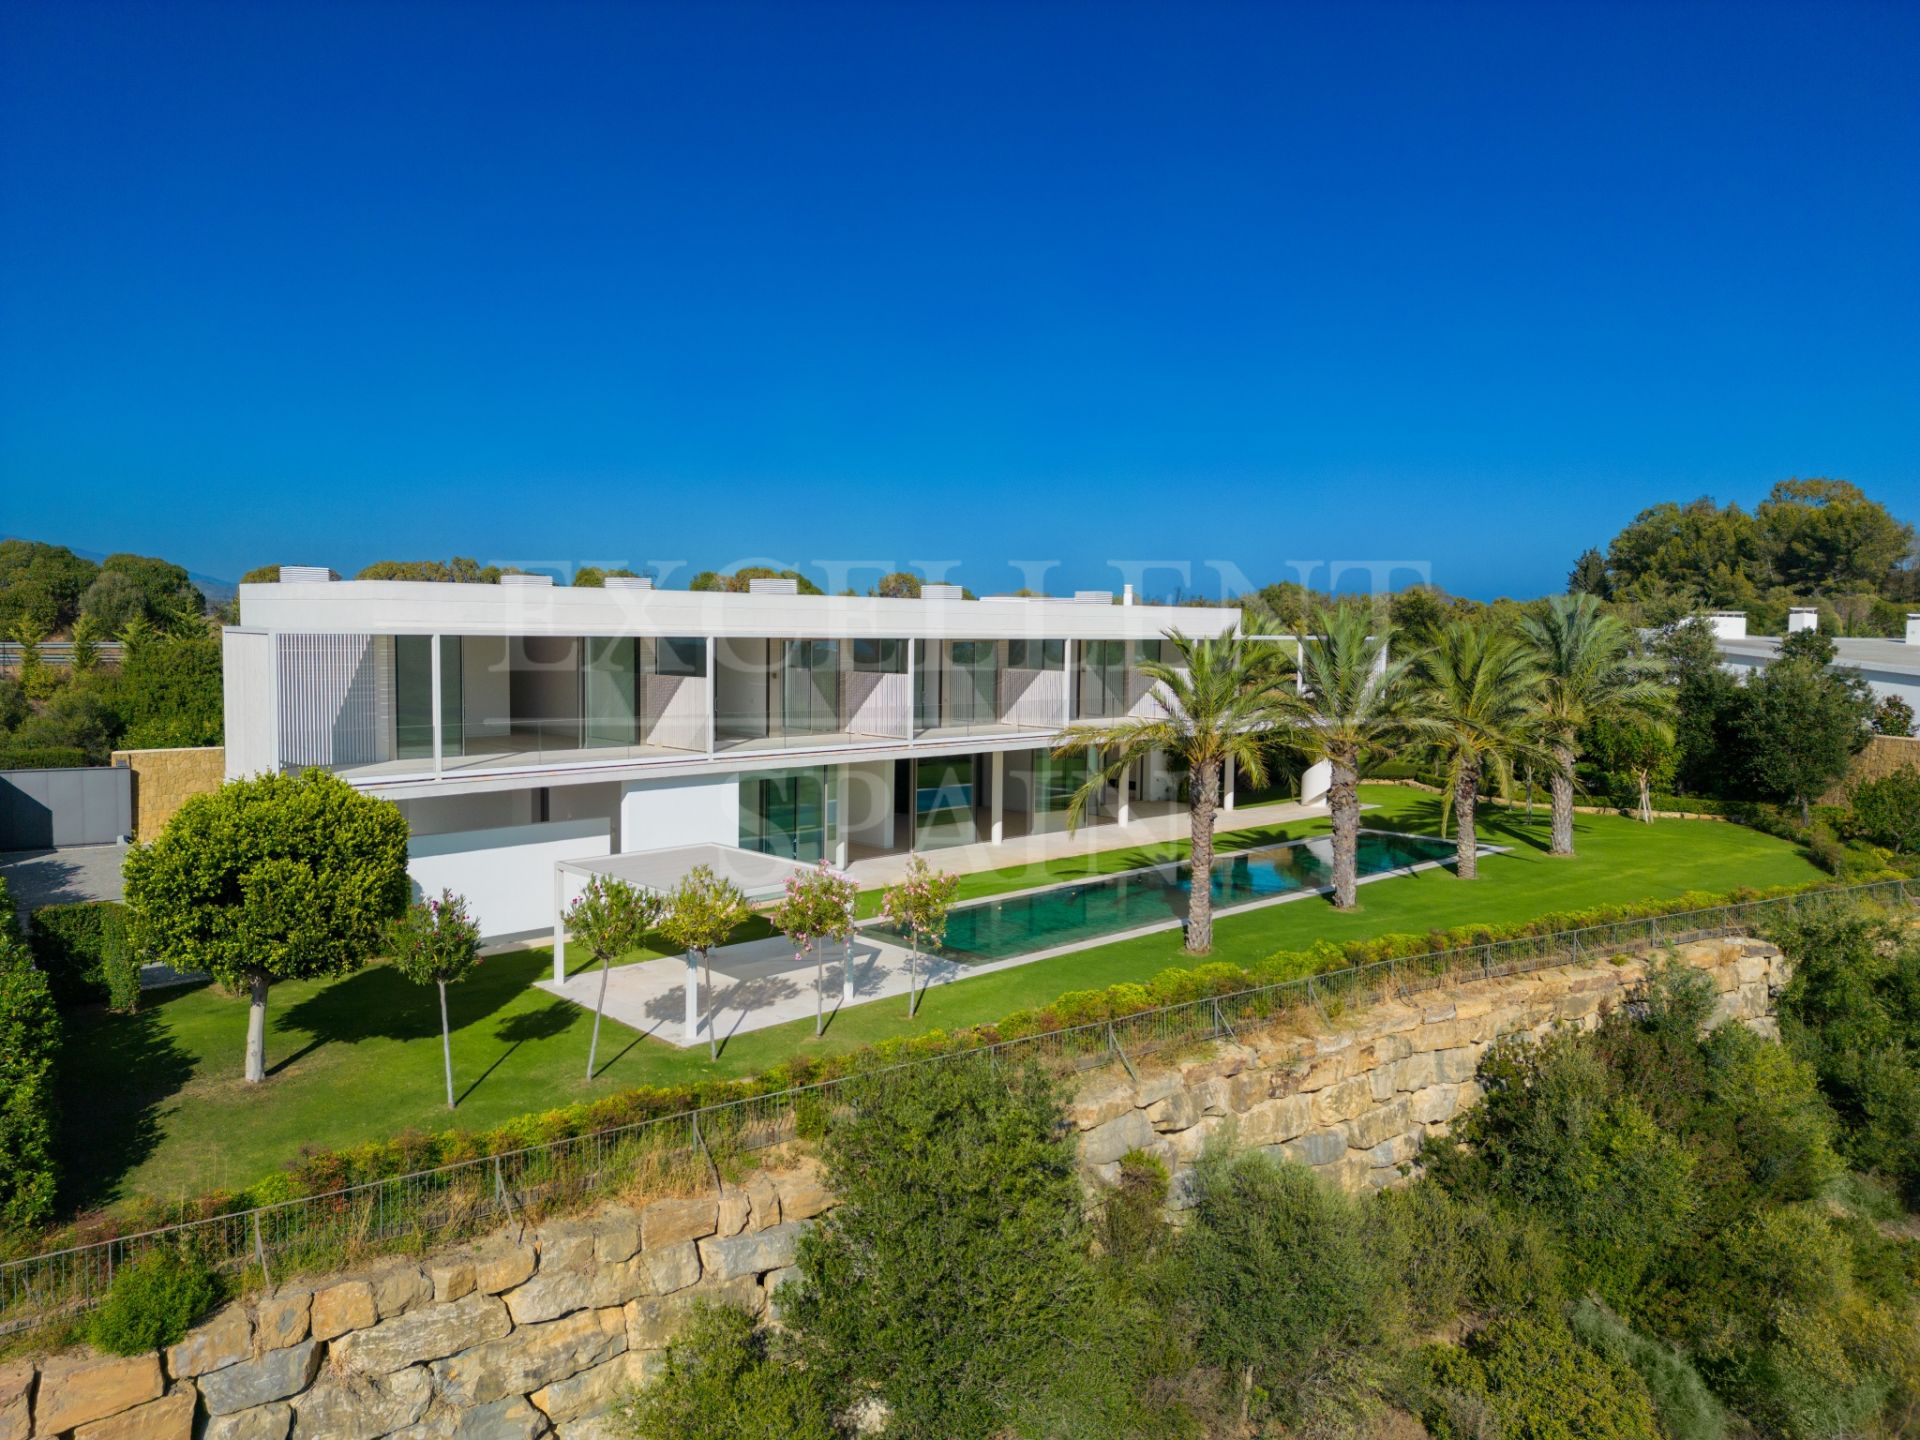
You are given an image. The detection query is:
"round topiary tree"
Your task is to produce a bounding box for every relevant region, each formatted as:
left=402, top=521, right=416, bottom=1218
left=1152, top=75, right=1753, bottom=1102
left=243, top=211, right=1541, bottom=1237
left=124, top=768, right=411, bottom=1084
left=879, top=855, right=959, bottom=1018
left=388, top=889, right=483, bottom=1108
left=768, top=861, right=859, bottom=1036
left=567, top=875, right=662, bottom=1081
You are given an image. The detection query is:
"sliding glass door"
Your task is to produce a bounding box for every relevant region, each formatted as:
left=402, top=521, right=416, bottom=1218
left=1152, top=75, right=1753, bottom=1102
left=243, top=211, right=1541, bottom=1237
left=582, top=637, right=638, bottom=748
left=395, top=635, right=462, bottom=760
left=780, top=639, right=840, bottom=737
left=740, top=766, right=831, bottom=861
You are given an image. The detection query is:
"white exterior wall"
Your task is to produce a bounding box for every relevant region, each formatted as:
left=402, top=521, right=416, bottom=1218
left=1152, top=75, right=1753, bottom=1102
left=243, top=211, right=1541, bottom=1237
left=619, top=773, right=738, bottom=851
left=842, top=758, right=896, bottom=851
left=397, top=790, right=535, bottom=836
left=222, top=629, right=278, bottom=779
left=407, top=818, right=610, bottom=940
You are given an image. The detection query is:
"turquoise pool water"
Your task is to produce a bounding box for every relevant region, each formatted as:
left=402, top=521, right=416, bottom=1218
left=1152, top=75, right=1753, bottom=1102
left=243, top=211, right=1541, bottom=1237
left=869, top=830, right=1460, bottom=964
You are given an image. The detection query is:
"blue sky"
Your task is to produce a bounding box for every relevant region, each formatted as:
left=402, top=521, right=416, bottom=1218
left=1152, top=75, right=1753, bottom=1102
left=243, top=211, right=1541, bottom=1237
left=2, top=0, right=1915, bottom=600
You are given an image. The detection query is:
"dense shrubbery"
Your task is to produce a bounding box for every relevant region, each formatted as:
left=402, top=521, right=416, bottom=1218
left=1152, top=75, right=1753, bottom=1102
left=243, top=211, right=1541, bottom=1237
left=28, top=900, right=139, bottom=1011
left=0, top=883, right=61, bottom=1233
left=84, top=1246, right=220, bottom=1354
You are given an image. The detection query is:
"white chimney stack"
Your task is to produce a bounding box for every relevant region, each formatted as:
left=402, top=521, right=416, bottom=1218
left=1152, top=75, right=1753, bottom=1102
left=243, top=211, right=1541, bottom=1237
left=1787, top=607, right=1818, bottom=634
left=1907, top=613, right=1920, bottom=646
left=1122, top=583, right=1135, bottom=606
left=1707, top=611, right=1747, bottom=641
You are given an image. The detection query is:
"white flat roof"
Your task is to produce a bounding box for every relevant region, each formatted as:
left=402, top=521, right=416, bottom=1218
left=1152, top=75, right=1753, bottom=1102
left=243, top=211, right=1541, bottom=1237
left=1716, top=634, right=1920, bottom=677
left=558, top=843, right=818, bottom=901
left=234, top=580, right=1240, bottom=642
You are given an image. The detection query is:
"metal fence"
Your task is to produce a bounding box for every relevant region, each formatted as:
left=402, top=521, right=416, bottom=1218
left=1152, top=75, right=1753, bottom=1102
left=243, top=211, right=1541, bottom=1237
left=2, top=876, right=1910, bottom=1334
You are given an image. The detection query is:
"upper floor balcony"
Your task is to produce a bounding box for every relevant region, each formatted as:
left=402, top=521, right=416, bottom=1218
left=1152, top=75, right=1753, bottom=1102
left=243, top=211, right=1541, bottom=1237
left=248, top=630, right=1187, bottom=786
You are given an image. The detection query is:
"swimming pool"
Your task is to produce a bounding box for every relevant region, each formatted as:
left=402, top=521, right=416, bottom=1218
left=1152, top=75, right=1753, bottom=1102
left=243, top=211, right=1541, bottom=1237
left=868, top=830, right=1461, bottom=964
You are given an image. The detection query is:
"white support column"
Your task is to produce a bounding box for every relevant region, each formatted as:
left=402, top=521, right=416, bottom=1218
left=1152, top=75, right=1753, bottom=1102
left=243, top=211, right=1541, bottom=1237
left=553, top=864, right=566, bottom=983
left=430, top=633, right=444, bottom=779
left=990, top=749, right=1005, bottom=845
left=832, top=765, right=850, bottom=869
left=1117, top=761, right=1132, bottom=826
left=705, top=636, right=717, bottom=756
left=1223, top=755, right=1236, bottom=811
left=1061, top=638, right=1076, bottom=726
left=905, top=638, right=917, bottom=743
left=684, top=953, right=700, bottom=1044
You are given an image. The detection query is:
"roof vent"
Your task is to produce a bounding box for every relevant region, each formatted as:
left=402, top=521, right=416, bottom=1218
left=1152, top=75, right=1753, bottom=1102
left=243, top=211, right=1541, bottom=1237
left=1787, top=607, right=1819, bottom=634
left=1907, top=613, right=1920, bottom=646
left=278, top=566, right=333, bottom=584
left=747, top=577, right=799, bottom=595
left=922, top=584, right=963, bottom=601
left=603, top=576, right=654, bottom=591
left=1073, top=590, right=1114, bottom=605
left=499, top=574, right=554, bottom=588
left=1706, top=611, right=1747, bottom=641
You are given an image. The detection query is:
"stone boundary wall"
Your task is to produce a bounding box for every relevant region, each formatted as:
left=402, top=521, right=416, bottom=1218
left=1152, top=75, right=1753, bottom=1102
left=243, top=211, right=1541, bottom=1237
left=1819, top=732, right=1920, bottom=805
left=8, top=938, right=1786, bottom=1439
left=108, top=747, right=225, bottom=843
left=1068, top=936, right=1788, bottom=1200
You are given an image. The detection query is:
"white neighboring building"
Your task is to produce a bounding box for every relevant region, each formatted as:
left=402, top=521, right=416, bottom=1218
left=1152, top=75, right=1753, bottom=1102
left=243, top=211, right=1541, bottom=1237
left=222, top=576, right=1251, bottom=938
left=1709, top=610, right=1920, bottom=723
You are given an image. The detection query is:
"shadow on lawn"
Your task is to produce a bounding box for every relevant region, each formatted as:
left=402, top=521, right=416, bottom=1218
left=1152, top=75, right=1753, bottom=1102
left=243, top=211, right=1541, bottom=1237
left=457, top=1001, right=579, bottom=1103
left=56, top=986, right=202, bottom=1213
left=277, top=950, right=558, bottom=1063
left=1390, top=793, right=1563, bottom=856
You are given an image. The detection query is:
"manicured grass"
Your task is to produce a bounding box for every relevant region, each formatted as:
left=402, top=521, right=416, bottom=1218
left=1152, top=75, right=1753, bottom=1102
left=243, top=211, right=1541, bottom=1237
left=56, top=787, right=1825, bottom=1211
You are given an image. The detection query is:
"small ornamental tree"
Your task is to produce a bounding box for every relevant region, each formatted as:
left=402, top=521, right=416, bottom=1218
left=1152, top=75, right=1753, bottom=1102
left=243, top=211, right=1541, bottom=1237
left=388, top=890, right=483, bottom=1108
left=879, top=855, right=959, bottom=1018
left=768, top=861, right=859, bottom=1036
left=659, top=865, right=751, bottom=1061
left=1872, top=694, right=1915, bottom=738
left=1844, top=768, right=1920, bottom=854
left=568, top=876, right=662, bottom=1080
left=123, top=769, right=410, bottom=1083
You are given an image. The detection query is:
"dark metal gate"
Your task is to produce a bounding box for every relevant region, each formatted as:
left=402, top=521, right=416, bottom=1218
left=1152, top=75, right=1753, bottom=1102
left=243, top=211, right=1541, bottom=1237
left=0, top=766, right=133, bottom=850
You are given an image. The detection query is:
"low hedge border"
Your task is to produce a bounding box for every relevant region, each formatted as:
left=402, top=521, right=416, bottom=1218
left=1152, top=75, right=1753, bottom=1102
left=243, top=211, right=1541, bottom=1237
left=45, top=874, right=1863, bottom=1250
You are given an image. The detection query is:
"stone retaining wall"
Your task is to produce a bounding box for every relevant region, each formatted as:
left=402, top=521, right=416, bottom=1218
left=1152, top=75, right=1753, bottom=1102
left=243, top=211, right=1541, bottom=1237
left=1068, top=936, right=1788, bottom=1201
left=12, top=937, right=1785, bottom=1438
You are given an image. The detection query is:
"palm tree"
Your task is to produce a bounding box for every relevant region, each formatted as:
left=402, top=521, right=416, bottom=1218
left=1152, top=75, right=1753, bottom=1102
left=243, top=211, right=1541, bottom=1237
left=1415, top=622, right=1545, bottom=879
left=1282, top=606, right=1434, bottom=909
left=1052, top=630, right=1295, bottom=954
left=1520, top=594, right=1670, bottom=858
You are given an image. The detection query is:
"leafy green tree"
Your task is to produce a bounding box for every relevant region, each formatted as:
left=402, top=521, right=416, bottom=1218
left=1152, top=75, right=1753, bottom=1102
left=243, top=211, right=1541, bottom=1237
left=1424, top=1314, right=1662, bottom=1440
left=1416, top=622, right=1544, bottom=876
left=124, top=769, right=410, bottom=1083
left=357, top=557, right=506, bottom=583
left=1567, top=547, right=1612, bottom=598
left=877, top=854, right=959, bottom=1015
left=1585, top=714, right=1678, bottom=823
left=567, top=875, right=662, bottom=1079
left=615, top=1301, right=846, bottom=1440
left=387, top=889, right=483, bottom=1107
left=117, top=629, right=224, bottom=748
left=1734, top=654, right=1873, bottom=821
left=768, top=861, right=858, bottom=1035
left=0, top=932, right=61, bottom=1231
left=1180, top=1147, right=1406, bottom=1434
left=1655, top=618, right=1743, bottom=797
left=0, top=539, right=97, bottom=632
left=784, top=1059, right=1118, bottom=1440
left=1052, top=630, right=1297, bottom=948
left=1283, top=605, right=1435, bottom=906
left=875, top=570, right=922, bottom=598
left=1605, top=498, right=1771, bottom=608
left=1756, top=478, right=1915, bottom=593
left=83, top=553, right=204, bottom=632
left=68, top=612, right=102, bottom=675
left=658, top=865, right=750, bottom=1060
left=1521, top=594, right=1669, bottom=856
left=1870, top=694, right=1914, bottom=737
left=1843, top=768, right=1920, bottom=852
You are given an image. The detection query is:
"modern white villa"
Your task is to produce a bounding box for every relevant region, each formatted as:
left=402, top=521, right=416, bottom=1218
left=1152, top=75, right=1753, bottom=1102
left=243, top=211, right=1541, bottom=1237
left=1706, top=609, right=1920, bottom=717
left=222, top=572, right=1287, bottom=943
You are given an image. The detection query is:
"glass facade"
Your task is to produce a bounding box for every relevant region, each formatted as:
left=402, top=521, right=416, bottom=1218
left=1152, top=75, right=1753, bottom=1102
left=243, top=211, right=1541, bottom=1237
left=1079, top=640, right=1127, bottom=718
left=395, top=635, right=463, bottom=760
left=1007, top=638, right=1064, bottom=670
left=740, top=766, right=834, bottom=861
left=945, top=642, right=997, bottom=726
left=583, top=636, right=637, bottom=748
left=913, top=755, right=978, bottom=849
left=780, top=639, right=841, bottom=737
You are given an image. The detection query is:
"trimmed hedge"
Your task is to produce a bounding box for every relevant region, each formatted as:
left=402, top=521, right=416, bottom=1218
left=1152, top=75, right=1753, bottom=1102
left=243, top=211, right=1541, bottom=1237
left=29, top=901, right=139, bottom=1012
left=0, top=934, right=62, bottom=1233
left=0, top=745, right=89, bottom=771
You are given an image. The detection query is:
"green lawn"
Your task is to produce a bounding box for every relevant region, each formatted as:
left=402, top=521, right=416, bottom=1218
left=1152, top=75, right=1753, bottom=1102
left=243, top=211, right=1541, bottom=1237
left=57, top=787, right=1825, bottom=1211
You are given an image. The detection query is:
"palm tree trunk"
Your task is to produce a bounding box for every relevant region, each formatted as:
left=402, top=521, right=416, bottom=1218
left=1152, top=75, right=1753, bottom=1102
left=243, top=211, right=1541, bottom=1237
left=438, top=980, right=454, bottom=1108
left=1454, top=763, right=1479, bottom=879
left=1186, top=758, right=1219, bottom=953
left=1549, top=744, right=1576, bottom=857
left=1330, top=757, right=1360, bottom=909
left=244, top=971, right=269, bottom=1083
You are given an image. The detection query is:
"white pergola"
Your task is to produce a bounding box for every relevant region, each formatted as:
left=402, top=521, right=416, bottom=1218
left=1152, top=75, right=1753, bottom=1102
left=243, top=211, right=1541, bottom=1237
left=553, top=843, right=821, bottom=1044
